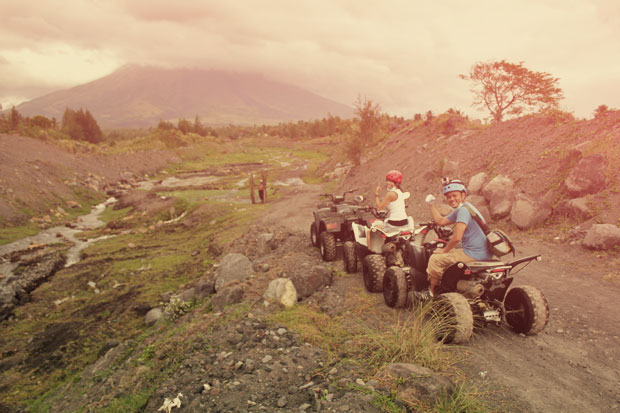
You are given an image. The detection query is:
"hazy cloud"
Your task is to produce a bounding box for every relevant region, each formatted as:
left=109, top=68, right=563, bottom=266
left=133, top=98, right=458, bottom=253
left=1, top=0, right=619, bottom=118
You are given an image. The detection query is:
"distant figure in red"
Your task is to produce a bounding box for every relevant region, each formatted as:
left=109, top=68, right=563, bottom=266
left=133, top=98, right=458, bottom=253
left=258, top=180, right=266, bottom=203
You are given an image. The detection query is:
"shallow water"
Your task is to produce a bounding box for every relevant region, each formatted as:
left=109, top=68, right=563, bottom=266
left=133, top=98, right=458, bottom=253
left=0, top=198, right=117, bottom=283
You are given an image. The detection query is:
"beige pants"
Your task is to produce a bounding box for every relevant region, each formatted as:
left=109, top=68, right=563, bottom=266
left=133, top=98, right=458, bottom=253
left=427, top=248, right=475, bottom=281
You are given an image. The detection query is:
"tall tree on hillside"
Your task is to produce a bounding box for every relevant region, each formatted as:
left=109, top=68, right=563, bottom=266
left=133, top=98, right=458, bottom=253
left=460, top=60, right=564, bottom=122
left=346, top=96, right=382, bottom=165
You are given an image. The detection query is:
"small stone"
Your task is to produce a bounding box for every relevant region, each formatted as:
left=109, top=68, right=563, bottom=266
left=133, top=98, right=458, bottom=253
left=299, top=403, right=312, bottom=411
left=329, top=367, right=338, bottom=375
left=277, top=396, right=287, bottom=407
left=556, top=329, right=564, bottom=334
left=355, top=378, right=365, bottom=386
left=277, top=328, right=287, bottom=335
left=261, top=355, right=273, bottom=363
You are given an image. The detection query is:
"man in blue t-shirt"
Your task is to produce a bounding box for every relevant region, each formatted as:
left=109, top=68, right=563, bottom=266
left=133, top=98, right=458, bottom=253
left=414, top=178, right=492, bottom=301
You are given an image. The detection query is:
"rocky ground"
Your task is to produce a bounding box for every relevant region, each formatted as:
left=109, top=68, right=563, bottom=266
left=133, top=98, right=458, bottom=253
left=2, top=111, right=620, bottom=412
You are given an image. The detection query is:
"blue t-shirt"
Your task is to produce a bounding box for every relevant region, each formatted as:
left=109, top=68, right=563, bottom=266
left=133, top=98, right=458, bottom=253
left=446, top=202, right=493, bottom=261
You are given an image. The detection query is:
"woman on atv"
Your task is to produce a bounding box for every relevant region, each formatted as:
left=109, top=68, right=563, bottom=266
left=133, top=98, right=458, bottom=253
left=375, top=170, right=409, bottom=232
left=415, top=178, right=493, bottom=301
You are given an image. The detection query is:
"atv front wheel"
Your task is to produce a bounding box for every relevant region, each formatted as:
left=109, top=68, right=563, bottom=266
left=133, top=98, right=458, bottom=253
left=343, top=241, right=358, bottom=273
left=431, top=293, right=474, bottom=344
left=310, top=223, right=318, bottom=247
left=319, top=231, right=337, bottom=262
left=383, top=266, right=408, bottom=308
left=504, top=285, right=549, bottom=335
left=362, top=254, right=386, bottom=292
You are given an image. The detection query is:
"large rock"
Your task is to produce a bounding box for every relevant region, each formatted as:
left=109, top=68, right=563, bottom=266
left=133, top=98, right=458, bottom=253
left=482, top=175, right=514, bottom=202
left=264, top=278, right=297, bottom=308
left=555, top=197, right=593, bottom=221
left=144, top=308, right=164, bottom=326
left=510, top=194, right=552, bottom=229
left=375, top=363, right=455, bottom=405
left=467, top=172, right=488, bottom=195
left=583, top=224, right=620, bottom=250
left=215, top=253, right=255, bottom=291
left=482, top=175, right=515, bottom=220
left=488, top=193, right=515, bottom=220
left=211, top=284, right=244, bottom=310
left=564, top=154, right=607, bottom=197
left=289, top=265, right=333, bottom=299
left=256, top=233, right=274, bottom=257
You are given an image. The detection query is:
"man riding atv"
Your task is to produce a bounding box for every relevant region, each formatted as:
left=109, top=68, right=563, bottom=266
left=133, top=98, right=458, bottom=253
left=415, top=177, right=491, bottom=301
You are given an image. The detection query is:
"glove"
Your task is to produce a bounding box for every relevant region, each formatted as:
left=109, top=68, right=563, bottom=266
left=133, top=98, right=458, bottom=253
left=425, top=194, right=436, bottom=205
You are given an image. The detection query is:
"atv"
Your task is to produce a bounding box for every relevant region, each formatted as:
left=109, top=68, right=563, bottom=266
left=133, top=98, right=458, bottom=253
left=351, top=198, right=417, bottom=293
left=382, top=221, right=549, bottom=344
left=309, top=189, right=374, bottom=264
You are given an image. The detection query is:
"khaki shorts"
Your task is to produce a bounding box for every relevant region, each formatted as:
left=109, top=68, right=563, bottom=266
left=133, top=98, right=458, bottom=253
left=427, top=248, right=475, bottom=281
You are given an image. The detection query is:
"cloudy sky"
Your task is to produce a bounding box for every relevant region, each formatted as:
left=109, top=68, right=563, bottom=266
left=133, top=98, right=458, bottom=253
left=1, top=0, right=619, bottom=120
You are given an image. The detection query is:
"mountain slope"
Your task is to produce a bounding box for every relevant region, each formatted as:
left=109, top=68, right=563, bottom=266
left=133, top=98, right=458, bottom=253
left=15, top=65, right=353, bottom=127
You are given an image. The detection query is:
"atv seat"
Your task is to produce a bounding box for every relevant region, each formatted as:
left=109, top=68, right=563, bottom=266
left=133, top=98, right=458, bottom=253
left=466, top=260, right=505, bottom=270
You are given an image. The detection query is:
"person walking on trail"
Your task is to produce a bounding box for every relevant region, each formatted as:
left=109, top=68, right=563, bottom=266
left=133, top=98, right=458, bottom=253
left=414, top=177, right=492, bottom=302
left=258, top=180, right=266, bottom=203
left=375, top=170, right=409, bottom=233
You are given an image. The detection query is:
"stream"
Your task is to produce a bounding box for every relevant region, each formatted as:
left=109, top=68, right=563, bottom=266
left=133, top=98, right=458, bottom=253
left=0, top=198, right=116, bottom=284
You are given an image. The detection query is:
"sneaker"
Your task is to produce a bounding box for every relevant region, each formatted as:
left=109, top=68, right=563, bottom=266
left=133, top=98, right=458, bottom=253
left=412, top=288, right=434, bottom=304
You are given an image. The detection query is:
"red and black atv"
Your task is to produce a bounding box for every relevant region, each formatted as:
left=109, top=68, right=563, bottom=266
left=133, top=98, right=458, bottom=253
left=382, top=221, right=549, bottom=344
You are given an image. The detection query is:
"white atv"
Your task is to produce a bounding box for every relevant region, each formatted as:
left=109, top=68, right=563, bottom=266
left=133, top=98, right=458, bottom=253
left=352, top=192, right=417, bottom=293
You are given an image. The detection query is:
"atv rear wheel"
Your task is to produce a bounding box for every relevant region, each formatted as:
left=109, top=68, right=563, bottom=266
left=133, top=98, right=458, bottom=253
left=343, top=241, right=358, bottom=273
left=430, top=293, right=474, bottom=344
left=310, top=223, right=318, bottom=247
left=383, top=266, right=408, bottom=308
left=319, top=231, right=337, bottom=262
left=504, top=285, right=549, bottom=335
left=362, top=254, right=386, bottom=292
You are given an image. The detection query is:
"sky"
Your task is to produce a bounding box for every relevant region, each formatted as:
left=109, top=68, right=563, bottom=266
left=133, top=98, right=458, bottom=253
left=1, top=0, right=619, bottom=121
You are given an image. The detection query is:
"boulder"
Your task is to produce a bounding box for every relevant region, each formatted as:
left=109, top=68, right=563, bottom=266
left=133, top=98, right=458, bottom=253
left=375, top=363, right=455, bottom=405
left=555, top=197, right=593, bottom=221
left=289, top=265, right=333, bottom=299
left=256, top=233, right=274, bottom=257
left=510, top=194, right=552, bottom=229
left=583, top=224, right=620, bottom=250
left=564, top=154, right=607, bottom=197
left=482, top=175, right=514, bottom=202
left=144, top=308, right=164, bottom=326
left=466, top=194, right=487, bottom=208
left=488, top=192, right=515, bottom=220
left=482, top=175, right=515, bottom=220
left=211, top=284, right=244, bottom=310
left=264, top=278, right=297, bottom=308
left=467, top=172, right=488, bottom=195
left=215, top=253, right=255, bottom=291
left=192, top=276, right=216, bottom=299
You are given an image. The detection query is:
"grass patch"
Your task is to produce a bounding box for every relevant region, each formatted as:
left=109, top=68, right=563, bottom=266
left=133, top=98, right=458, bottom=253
left=0, top=221, right=40, bottom=245
left=269, top=302, right=457, bottom=375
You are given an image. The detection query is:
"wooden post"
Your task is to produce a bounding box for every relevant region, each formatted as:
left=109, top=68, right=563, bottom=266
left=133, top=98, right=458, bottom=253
left=261, top=171, right=267, bottom=203
left=250, top=173, right=256, bottom=204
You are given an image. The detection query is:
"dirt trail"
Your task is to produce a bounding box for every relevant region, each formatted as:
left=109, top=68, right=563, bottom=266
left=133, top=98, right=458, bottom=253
left=260, top=184, right=620, bottom=412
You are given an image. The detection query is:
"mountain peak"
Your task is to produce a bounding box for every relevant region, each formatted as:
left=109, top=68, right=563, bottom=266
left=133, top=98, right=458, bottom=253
left=16, top=66, right=352, bottom=127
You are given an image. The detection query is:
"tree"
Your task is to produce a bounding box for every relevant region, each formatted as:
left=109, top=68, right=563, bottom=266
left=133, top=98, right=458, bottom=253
left=346, top=96, right=382, bottom=165
left=61, top=107, right=103, bottom=143
left=460, top=60, right=564, bottom=122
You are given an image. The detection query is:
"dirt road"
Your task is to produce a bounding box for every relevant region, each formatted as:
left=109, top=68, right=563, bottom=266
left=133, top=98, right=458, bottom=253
left=260, top=183, right=620, bottom=412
